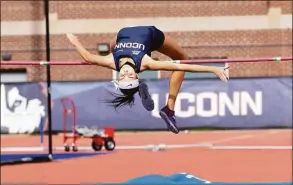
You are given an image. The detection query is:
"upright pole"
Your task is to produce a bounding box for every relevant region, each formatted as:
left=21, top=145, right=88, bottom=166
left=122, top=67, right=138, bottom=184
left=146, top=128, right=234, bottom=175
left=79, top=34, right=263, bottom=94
left=44, top=0, right=53, bottom=156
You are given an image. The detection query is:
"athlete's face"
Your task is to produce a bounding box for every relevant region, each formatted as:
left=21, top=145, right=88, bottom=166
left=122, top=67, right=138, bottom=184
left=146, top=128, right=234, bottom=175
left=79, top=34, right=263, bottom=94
left=118, top=64, right=137, bottom=82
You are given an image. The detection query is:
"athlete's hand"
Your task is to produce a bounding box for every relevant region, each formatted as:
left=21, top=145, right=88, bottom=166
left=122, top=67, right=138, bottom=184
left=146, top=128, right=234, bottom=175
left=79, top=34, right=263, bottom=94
left=66, top=33, right=79, bottom=46
left=212, top=66, right=229, bottom=82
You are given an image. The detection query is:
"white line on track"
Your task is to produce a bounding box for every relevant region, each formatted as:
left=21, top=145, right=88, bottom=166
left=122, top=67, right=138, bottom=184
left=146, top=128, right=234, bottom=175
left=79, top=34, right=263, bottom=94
left=53, top=143, right=213, bottom=151
left=198, top=129, right=285, bottom=146
left=211, top=145, right=292, bottom=150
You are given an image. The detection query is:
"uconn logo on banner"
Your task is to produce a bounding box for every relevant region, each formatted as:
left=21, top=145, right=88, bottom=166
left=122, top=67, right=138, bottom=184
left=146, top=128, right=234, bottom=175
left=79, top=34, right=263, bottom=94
left=151, top=91, right=263, bottom=118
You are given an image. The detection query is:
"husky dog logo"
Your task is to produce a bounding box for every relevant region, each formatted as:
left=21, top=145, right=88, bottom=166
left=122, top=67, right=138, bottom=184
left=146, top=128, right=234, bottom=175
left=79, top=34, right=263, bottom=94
left=1, top=83, right=47, bottom=134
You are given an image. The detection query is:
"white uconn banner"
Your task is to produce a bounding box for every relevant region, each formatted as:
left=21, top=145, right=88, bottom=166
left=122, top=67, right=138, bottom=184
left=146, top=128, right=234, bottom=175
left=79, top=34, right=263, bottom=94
left=1, top=78, right=291, bottom=133
left=49, top=77, right=291, bottom=130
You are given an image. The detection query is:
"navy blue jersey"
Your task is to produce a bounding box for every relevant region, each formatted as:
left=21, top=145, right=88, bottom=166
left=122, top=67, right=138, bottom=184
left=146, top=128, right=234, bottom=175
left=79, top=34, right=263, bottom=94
left=112, top=26, right=165, bottom=73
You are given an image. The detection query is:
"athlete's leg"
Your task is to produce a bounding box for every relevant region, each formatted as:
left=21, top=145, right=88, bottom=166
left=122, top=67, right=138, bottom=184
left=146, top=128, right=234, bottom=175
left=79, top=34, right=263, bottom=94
left=157, top=34, right=188, bottom=111
left=155, top=34, right=188, bottom=134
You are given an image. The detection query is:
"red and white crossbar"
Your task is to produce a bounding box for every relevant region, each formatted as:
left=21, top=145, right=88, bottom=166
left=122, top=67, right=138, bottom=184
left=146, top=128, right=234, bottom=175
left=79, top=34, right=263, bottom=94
left=0, top=56, right=292, bottom=65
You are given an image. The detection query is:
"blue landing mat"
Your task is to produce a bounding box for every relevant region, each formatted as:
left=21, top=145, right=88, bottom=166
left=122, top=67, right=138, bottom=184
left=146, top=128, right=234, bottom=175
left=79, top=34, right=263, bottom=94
left=121, top=183, right=292, bottom=185
left=121, top=174, right=292, bottom=185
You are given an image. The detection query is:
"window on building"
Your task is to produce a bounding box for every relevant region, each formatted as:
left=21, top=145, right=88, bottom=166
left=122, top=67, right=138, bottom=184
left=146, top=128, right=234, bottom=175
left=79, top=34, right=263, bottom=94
left=184, top=57, right=227, bottom=79
left=1, top=69, right=28, bottom=83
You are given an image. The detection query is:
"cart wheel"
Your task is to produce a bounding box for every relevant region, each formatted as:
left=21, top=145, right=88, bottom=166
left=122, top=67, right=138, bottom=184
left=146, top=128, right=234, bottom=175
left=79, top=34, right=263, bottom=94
left=91, top=141, right=103, bottom=151
left=64, top=145, right=70, bottom=152
left=104, top=138, right=115, bottom=151
left=72, top=145, right=78, bottom=152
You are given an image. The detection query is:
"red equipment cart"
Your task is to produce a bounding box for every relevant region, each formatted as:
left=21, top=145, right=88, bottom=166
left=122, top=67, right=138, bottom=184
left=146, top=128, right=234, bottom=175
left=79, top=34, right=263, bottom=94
left=60, top=97, right=116, bottom=152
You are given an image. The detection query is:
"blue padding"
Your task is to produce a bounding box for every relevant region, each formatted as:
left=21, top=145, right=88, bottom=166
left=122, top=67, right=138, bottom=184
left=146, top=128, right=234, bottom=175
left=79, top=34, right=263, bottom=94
left=39, top=117, right=45, bottom=144
left=1, top=152, right=107, bottom=162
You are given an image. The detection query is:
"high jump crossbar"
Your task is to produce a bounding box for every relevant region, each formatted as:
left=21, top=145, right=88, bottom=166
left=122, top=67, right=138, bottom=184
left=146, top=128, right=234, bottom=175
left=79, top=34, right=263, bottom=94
left=0, top=56, right=292, bottom=65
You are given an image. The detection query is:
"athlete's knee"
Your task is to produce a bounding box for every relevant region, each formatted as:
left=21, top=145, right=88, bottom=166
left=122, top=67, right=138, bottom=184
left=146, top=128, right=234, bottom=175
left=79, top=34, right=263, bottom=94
left=169, top=48, right=188, bottom=60
left=176, top=52, right=188, bottom=60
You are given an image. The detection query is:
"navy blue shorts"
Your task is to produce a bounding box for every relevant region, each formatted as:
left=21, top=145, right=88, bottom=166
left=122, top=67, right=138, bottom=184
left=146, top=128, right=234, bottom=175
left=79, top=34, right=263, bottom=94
left=116, top=26, right=165, bottom=52
left=150, top=26, right=165, bottom=51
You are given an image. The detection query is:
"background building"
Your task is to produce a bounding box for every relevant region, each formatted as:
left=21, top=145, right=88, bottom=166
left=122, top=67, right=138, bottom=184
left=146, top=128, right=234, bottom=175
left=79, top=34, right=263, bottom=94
left=1, top=1, right=292, bottom=82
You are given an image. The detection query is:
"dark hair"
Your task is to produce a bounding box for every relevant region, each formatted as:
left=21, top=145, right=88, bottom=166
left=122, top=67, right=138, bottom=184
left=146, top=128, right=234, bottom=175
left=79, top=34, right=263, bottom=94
left=105, top=86, right=140, bottom=110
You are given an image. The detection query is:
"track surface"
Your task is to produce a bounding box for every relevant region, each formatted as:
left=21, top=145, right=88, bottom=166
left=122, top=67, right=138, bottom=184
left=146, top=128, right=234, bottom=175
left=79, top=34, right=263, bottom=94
left=1, top=129, right=292, bottom=184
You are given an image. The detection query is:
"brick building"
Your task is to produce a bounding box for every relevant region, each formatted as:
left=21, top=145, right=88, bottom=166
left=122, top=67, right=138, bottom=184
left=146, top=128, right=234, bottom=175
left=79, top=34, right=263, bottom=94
left=1, top=1, right=292, bottom=82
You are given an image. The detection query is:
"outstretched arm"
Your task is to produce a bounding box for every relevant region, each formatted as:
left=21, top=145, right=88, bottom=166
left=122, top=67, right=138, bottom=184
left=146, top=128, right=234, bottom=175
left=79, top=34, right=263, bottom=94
left=142, top=55, right=229, bottom=82
left=66, top=34, right=115, bottom=69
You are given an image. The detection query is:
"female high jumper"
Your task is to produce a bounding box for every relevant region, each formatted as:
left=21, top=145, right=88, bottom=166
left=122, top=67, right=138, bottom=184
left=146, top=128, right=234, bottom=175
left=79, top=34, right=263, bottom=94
left=66, top=26, right=229, bottom=134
